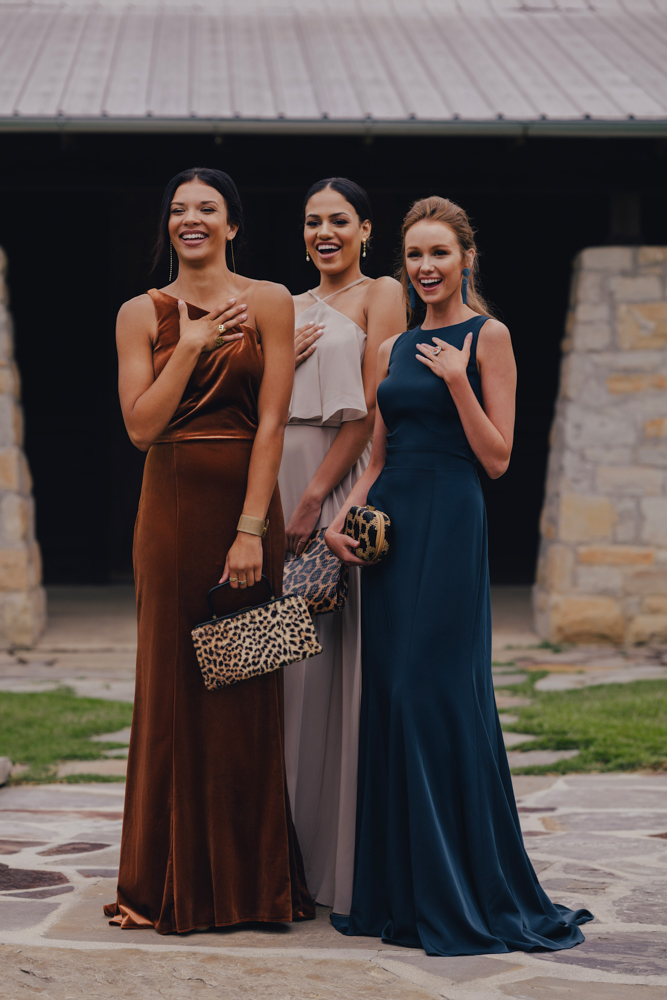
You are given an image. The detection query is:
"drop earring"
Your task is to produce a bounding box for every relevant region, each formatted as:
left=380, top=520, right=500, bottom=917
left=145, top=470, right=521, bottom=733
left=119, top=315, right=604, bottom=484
left=408, top=280, right=416, bottom=310
left=230, top=238, right=236, bottom=274
left=461, top=267, right=470, bottom=305
left=362, top=239, right=367, bottom=258
left=305, top=246, right=310, bottom=262
left=169, top=242, right=174, bottom=283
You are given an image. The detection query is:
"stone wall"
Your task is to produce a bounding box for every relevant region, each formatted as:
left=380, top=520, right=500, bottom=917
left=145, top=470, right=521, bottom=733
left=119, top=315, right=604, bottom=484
left=534, top=247, right=667, bottom=645
left=0, top=248, right=45, bottom=646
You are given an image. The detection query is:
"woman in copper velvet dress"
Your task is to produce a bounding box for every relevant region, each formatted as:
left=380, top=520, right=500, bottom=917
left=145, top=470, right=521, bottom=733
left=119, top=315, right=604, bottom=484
left=105, top=167, right=314, bottom=934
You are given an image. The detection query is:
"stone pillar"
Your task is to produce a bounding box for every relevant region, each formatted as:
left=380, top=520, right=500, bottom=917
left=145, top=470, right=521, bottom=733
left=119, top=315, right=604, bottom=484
left=534, top=247, right=667, bottom=645
left=0, top=248, right=45, bottom=647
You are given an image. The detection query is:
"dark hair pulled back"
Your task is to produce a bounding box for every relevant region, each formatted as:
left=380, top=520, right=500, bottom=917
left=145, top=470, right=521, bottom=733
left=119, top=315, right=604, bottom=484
left=152, top=167, right=245, bottom=274
left=303, top=177, right=372, bottom=226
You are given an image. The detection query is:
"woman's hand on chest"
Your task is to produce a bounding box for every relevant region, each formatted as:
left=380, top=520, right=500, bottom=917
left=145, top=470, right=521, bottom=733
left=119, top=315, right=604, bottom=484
left=415, top=332, right=472, bottom=387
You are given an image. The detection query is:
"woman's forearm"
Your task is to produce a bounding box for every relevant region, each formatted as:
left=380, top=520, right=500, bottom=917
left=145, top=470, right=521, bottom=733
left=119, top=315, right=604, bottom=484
left=241, top=418, right=287, bottom=521
left=447, top=375, right=512, bottom=478
left=124, top=339, right=201, bottom=451
left=302, top=415, right=374, bottom=507
left=327, top=460, right=383, bottom=534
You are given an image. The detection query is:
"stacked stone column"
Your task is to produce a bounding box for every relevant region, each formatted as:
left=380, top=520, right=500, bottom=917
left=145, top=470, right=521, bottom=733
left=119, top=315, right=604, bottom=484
left=0, top=248, right=45, bottom=646
left=535, top=247, right=667, bottom=645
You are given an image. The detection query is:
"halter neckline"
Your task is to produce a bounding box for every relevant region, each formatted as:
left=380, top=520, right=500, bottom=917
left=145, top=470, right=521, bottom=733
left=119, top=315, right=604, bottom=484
left=307, top=277, right=368, bottom=302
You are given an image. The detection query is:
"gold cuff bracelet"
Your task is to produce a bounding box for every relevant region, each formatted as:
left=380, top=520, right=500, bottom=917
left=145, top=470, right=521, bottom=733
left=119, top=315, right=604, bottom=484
left=237, top=515, right=269, bottom=538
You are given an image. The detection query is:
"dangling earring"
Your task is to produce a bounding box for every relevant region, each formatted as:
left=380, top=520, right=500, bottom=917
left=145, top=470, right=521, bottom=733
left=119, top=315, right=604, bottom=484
left=230, top=238, right=236, bottom=274
left=362, top=239, right=367, bottom=258
left=461, top=267, right=470, bottom=305
left=169, top=242, right=174, bottom=283
left=407, top=280, right=416, bottom=310
left=305, top=246, right=310, bottom=262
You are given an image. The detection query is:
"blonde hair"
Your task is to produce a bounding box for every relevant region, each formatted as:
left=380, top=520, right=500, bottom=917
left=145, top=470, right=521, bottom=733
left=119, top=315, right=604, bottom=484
left=396, top=196, right=496, bottom=321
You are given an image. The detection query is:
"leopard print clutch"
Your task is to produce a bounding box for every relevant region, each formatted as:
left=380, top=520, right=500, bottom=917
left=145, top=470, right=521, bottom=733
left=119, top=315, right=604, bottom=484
left=342, top=505, right=391, bottom=564
left=192, top=580, right=323, bottom=690
left=283, top=528, right=349, bottom=615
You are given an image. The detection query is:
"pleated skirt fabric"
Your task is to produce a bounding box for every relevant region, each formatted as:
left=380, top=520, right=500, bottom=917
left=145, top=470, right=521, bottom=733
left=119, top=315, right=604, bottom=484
left=106, top=440, right=314, bottom=934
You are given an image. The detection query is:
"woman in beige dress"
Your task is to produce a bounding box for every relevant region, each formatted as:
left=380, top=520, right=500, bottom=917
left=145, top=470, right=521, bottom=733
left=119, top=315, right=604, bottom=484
left=278, top=178, right=405, bottom=914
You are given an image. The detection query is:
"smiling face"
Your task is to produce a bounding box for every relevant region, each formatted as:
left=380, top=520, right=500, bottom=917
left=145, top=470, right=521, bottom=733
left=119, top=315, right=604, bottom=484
left=405, top=219, right=474, bottom=306
left=304, top=187, right=371, bottom=274
left=168, top=179, right=238, bottom=269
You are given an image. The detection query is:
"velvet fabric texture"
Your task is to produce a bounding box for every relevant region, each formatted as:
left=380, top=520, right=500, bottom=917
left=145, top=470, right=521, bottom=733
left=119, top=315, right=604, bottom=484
left=332, top=317, right=592, bottom=954
left=105, top=291, right=314, bottom=934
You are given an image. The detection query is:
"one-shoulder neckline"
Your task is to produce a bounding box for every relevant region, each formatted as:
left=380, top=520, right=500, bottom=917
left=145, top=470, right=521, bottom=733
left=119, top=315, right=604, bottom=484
left=150, top=288, right=259, bottom=335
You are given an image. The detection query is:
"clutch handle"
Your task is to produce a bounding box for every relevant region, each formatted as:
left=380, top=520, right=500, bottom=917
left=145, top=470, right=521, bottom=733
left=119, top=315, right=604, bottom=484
left=207, top=575, right=274, bottom=619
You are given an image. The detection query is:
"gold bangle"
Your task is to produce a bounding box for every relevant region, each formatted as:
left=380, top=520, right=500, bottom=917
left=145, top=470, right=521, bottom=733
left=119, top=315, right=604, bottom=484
left=237, top=514, right=269, bottom=538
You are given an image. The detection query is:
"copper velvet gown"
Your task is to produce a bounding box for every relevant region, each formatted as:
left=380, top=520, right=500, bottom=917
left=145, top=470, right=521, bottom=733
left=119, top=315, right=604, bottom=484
left=104, top=288, right=314, bottom=934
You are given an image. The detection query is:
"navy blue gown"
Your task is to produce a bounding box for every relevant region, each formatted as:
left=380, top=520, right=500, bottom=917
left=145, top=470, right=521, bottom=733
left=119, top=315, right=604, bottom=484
left=332, top=318, right=592, bottom=956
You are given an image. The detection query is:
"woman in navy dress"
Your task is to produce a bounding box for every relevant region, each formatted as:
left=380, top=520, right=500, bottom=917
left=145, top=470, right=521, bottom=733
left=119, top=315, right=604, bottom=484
left=325, top=196, right=592, bottom=956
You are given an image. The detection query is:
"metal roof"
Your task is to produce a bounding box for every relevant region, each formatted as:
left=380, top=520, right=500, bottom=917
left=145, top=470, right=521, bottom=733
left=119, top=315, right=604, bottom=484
left=1, top=0, right=667, bottom=134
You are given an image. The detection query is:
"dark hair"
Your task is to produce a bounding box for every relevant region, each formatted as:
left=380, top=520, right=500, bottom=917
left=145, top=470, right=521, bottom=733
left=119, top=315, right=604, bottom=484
left=303, top=177, right=372, bottom=225
left=152, top=167, right=245, bottom=274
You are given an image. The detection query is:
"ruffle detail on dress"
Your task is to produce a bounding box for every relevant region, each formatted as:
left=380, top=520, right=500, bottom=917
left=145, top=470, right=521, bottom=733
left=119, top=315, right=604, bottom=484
left=289, top=300, right=367, bottom=426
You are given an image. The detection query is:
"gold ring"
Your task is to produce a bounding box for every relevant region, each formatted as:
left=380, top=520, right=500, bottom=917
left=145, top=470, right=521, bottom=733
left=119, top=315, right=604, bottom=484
left=218, top=324, right=227, bottom=334
left=239, top=580, right=247, bottom=587
left=230, top=577, right=238, bottom=583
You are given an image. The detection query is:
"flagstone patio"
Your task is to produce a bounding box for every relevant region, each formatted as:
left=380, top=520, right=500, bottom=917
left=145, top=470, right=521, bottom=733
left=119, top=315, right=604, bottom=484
left=0, top=585, right=665, bottom=997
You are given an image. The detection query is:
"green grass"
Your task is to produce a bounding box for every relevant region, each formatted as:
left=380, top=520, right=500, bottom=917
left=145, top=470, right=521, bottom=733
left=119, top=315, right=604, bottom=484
left=0, top=687, right=133, bottom=784
left=498, top=672, right=667, bottom=773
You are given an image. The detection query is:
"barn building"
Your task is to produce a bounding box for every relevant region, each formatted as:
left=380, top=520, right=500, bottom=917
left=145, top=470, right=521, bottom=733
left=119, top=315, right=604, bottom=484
left=0, top=0, right=666, bottom=644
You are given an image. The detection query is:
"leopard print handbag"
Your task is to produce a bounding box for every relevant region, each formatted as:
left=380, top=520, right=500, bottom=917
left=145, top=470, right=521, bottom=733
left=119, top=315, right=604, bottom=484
left=342, top=505, right=391, bottom=564
left=283, top=528, right=349, bottom=616
left=191, top=578, right=323, bottom=691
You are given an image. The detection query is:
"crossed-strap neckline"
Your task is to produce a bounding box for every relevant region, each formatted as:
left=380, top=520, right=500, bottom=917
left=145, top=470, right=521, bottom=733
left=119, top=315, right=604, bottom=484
left=307, top=276, right=368, bottom=302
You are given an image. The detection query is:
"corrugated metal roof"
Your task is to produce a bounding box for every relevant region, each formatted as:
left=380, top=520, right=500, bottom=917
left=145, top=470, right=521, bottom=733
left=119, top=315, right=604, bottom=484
left=1, top=0, right=667, bottom=133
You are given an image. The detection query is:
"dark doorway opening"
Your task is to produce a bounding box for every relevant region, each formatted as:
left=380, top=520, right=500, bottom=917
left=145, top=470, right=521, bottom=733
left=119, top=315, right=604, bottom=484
left=1, top=131, right=665, bottom=583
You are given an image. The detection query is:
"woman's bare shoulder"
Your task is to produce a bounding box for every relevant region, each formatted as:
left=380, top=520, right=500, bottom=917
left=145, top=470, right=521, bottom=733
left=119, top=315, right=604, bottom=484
left=378, top=332, right=402, bottom=363
left=368, top=275, right=403, bottom=298
left=478, top=317, right=512, bottom=348
left=117, top=292, right=156, bottom=328
left=251, top=278, right=293, bottom=308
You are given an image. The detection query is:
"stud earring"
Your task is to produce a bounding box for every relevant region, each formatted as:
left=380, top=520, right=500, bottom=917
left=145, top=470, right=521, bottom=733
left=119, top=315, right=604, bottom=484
left=169, top=242, right=174, bottom=283
left=230, top=237, right=236, bottom=274
left=305, top=247, right=310, bottom=262
left=362, top=239, right=367, bottom=258
left=462, top=267, right=470, bottom=305
left=408, top=280, right=416, bottom=310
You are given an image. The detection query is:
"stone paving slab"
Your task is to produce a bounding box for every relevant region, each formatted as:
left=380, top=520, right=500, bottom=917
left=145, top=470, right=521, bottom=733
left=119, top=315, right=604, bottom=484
left=506, top=750, right=580, bottom=768
left=536, top=665, right=667, bottom=691
left=503, top=732, right=538, bottom=748
left=493, top=673, right=529, bottom=687
left=534, top=930, right=667, bottom=977
left=57, top=760, right=127, bottom=778
left=498, top=978, right=667, bottom=999
left=46, top=882, right=383, bottom=950
left=0, top=946, right=439, bottom=1000
left=0, top=775, right=664, bottom=998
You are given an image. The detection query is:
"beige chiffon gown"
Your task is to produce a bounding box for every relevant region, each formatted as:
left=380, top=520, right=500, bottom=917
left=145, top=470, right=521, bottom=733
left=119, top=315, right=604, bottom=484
left=278, top=278, right=370, bottom=915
